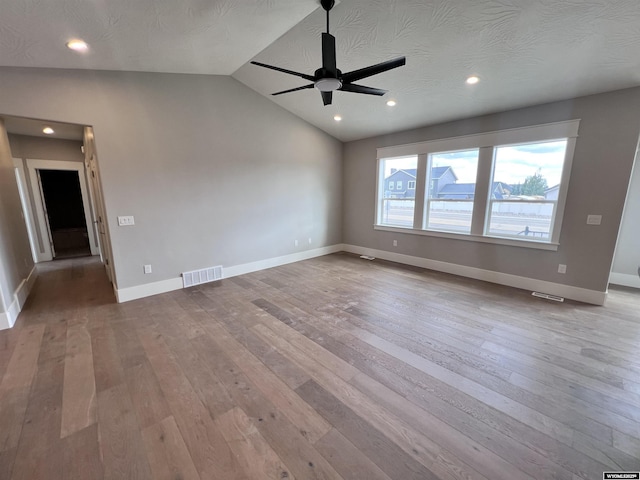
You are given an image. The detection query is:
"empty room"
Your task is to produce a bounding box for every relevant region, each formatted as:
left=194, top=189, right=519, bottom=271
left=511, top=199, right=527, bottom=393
left=0, top=1, right=639, bottom=479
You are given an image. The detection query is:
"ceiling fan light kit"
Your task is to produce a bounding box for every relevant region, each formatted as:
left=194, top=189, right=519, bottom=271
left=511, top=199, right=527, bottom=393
left=251, top=0, right=406, bottom=106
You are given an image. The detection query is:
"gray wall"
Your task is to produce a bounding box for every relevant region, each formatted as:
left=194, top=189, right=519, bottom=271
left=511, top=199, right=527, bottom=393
left=9, top=134, right=86, bottom=254
left=0, top=119, right=35, bottom=315
left=8, top=134, right=84, bottom=162
left=343, top=88, right=640, bottom=293
left=0, top=68, right=342, bottom=291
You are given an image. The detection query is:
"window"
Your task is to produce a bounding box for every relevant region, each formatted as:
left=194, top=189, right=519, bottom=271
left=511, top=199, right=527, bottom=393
left=378, top=156, right=417, bottom=227
left=425, top=149, right=479, bottom=234
left=375, top=120, right=579, bottom=249
left=486, top=140, right=568, bottom=241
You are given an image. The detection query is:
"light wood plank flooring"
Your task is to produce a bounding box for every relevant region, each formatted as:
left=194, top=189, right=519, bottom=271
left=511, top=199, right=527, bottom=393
left=1, top=253, right=639, bottom=479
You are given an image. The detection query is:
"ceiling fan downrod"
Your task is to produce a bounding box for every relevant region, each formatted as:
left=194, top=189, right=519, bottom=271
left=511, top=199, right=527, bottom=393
left=321, top=0, right=334, bottom=34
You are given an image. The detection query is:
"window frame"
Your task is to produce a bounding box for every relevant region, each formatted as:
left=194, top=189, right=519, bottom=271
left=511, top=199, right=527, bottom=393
left=376, top=155, right=418, bottom=228
left=423, top=148, right=480, bottom=235
left=408, top=180, right=416, bottom=189
left=374, top=120, right=579, bottom=251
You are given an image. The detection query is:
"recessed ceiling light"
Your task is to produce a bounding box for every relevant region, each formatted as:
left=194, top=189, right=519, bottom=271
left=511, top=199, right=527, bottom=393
left=386, top=100, right=397, bottom=107
left=66, top=39, right=89, bottom=52
left=466, top=76, right=480, bottom=85
left=334, top=115, right=342, bottom=122
left=42, top=126, right=55, bottom=135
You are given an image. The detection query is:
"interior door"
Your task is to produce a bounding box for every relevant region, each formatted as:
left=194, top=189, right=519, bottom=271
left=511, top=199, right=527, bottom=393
left=84, top=127, right=115, bottom=283
left=35, top=169, right=56, bottom=259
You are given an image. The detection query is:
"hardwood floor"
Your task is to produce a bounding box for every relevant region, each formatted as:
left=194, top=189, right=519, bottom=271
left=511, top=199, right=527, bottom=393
left=1, top=253, right=639, bottom=479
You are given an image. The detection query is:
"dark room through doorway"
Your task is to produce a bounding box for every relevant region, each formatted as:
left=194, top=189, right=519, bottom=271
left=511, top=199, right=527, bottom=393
left=39, top=169, right=91, bottom=259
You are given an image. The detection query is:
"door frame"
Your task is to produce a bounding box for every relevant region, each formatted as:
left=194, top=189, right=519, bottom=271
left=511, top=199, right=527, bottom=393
left=12, top=158, right=39, bottom=263
left=26, top=159, right=99, bottom=261
left=84, top=126, right=115, bottom=283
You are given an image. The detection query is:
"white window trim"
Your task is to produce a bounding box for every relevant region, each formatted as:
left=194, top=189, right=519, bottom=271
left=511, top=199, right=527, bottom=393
left=424, top=148, right=480, bottom=234
left=373, top=225, right=560, bottom=250
left=374, top=120, right=580, bottom=250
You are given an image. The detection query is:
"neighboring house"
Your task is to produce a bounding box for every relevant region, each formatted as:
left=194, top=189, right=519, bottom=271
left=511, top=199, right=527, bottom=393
left=429, top=166, right=457, bottom=197
left=436, top=181, right=511, bottom=199
left=545, top=184, right=560, bottom=200
left=384, top=168, right=417, bottom=198
left=384, top=166, right=458, bottom=198
left=493, top=182, right=512, bottom=199
left=437, top=183, right=476, bottom=199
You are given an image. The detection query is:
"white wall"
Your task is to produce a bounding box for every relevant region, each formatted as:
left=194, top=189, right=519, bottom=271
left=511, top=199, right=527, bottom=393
left=611, top=147, right=640, bottom=288
left=0, top=68, right=342, bottom=299
left=0, top=119, right=37, bottom=328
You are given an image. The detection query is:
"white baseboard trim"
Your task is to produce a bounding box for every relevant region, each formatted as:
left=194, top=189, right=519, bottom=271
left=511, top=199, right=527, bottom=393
left=0, top=266, right=38, bottom=330
left=0, top=301, right=20, bottom=331
left=114, top=244, right=344, bottom=303
left=16, top=266, right=38, bottom=310
left=223, top=245, right=344, bottom=279
left=342, top=244, right=607, bottom=306
left=609, top=272, right=640, bottom=289
left=115, top=277, right=184, bottom=303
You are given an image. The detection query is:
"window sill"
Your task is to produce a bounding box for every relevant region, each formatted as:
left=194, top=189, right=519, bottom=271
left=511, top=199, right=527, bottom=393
left=373, top=225, right=559, bottom=251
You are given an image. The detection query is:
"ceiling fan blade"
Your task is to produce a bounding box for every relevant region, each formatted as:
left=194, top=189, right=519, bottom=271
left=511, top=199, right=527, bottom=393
left=322, top=33, right=337, bottom=76
left=341, top=57, right=406, bottom=83
left=251, top=61, right=315, bottom=82
left=321, top=91, right=333, bottom=106
left=272, top=84, right=314, bottom=96
left=339, top=83, right=387, bottom=96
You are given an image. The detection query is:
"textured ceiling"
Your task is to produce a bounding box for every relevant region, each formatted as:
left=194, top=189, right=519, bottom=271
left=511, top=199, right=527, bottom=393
left=234, top=0, right=640, bottom=141
left=1, top=0, right=640, bottom=142
left=0, top=0, right=319, bottom=75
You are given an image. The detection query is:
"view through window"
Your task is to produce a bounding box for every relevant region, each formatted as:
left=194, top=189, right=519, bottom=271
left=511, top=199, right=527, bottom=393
left=487, top=140, right=568, bottom=240
left=378, top=156, right=417, bottom=227
left=375, top=120, right=578, bottom=247
left=426, top=149, right=479, bottom=233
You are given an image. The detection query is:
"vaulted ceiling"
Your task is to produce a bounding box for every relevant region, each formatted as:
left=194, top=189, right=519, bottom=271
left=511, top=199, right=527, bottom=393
left=2, top=0, right=640, bottom=141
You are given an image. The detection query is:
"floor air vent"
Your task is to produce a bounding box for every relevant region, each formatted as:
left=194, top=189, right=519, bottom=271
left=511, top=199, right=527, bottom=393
left=531, top=291, right=564, bottom=302
left=182, top=265, right=223, bottom=288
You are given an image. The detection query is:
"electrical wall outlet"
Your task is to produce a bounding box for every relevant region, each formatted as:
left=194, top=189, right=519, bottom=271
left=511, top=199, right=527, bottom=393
left=143, top=264, right=152, bottom=274
left=558, top=264, right=567, bottom=274
left=393, top=240, right=398, bottom=247
left=294, top=239, right=298, bottom=247
left=118, top=215, right=135, bottom=226
left=308, top=238, right=312, bottom=245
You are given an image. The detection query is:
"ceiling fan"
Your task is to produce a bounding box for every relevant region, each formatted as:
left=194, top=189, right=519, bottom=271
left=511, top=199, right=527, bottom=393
left=251, top=0, right=406, bottom=106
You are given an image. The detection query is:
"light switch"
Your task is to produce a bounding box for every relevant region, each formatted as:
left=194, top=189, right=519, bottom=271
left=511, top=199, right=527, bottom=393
left=118, top=215, right=135, bottom=226
left=586, top=215, right=602, bottom=225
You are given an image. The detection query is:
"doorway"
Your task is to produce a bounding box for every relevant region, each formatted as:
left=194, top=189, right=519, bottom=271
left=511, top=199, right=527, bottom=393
left=26, top=159, right=99, bottom=262
left=610, top=144, right=640, bottom=288
left=39, top=169, right=91, bottom=259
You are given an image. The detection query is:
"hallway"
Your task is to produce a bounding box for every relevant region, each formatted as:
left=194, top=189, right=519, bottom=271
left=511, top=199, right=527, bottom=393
left=0, top=254, right=639, bottom=479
